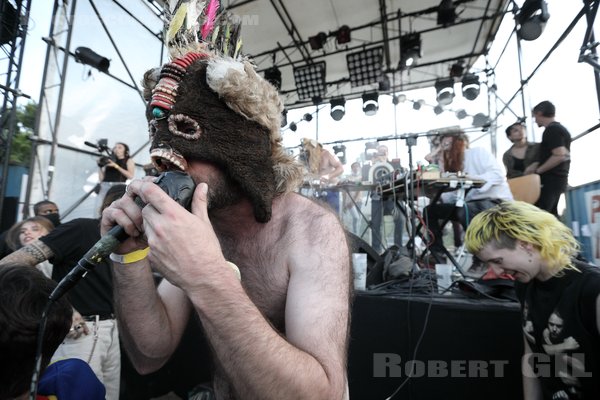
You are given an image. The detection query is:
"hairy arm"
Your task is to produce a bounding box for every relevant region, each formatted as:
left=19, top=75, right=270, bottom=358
left=100, top=179, right=192, bottom=373
left=0, top=239, right=53, bottom=267
left=111, top=258, right=192, bottom=373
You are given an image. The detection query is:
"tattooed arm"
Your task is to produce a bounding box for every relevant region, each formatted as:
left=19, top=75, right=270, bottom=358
left=0, top=239, right=54, bottom=267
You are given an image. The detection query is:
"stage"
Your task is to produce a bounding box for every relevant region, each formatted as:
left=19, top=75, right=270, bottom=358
left=348, top=290, right=523, bottom=400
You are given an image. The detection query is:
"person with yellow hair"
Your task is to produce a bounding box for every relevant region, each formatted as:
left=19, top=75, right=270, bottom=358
left=465, top=201, right=600, bottom=399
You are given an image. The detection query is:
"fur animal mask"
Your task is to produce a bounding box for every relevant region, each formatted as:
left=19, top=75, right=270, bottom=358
left=142, top=54, right=303, bottom=223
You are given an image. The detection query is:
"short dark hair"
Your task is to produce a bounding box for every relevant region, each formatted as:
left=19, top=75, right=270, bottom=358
left=33, top=200, right=58, bottom=216
left=532, top=101, right=555, bottom=117
left=505, top=122, right=523, bottom=137
left=0, top=265, right=72, bottom=399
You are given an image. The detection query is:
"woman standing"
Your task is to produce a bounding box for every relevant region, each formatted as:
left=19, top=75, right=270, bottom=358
left=99, top=142, right=135, bottom=183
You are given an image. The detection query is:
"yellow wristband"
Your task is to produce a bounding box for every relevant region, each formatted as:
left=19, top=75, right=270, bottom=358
left=226, top=261, right=241, bottom=281
left=110, top=247, right=149, bottom=264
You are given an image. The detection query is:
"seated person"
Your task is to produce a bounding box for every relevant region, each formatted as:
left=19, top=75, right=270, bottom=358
left=0, top=264, right=104, bottom=400
left=502, top=121, right=540, bottom=179
left=423, top=130, right=513, bottom=263
left=300, top=137, right=344, bottom=212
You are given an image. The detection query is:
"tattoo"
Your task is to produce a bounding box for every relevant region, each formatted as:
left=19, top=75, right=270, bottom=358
left=0, top=239, right=54, bottom=267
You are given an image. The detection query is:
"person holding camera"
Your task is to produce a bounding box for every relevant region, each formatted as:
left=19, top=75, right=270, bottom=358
left=98, top=142, right=135, bottom=183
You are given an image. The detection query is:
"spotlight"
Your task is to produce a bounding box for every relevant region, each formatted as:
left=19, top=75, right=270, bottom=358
left=472, top=113, right=491, bottom=128
left=437, top=0, right=456, bottom=26
left=264, top=66, right=282, bottom=90
left=289, top=122, right=297, bottom=132
left=378, top=74, right=391, bottom=91
left=335, top=25, right=351, bottom=45
left=462, top=73, right=480, bottom=101
left=399, top=33, right=421, bottom=69
left=435, top=78, right=455, bottom=106
left=281, top=109, right=288, bottom=128
left=333, top=144, right=347, bottom=164
left=413, top=100, right=422, bottom=110
left=455, top=109, right=467, bottom=119
left=517, top=0, right=549, bottom=41
left=393, top=94, right=407, bottom=104
left=303, top=113, right=313, bottom=122
left=346, top=46, right=384, bottom=88
left=433, top=105, right=444, bottom=115
left=330, top=97, right=346, bottom=121
left=450, top=60, right=465, bottom=78
left=74, top=47, right=110, bottom=72
left=293, top=62, right=327, bottom=101
left=309, top=32, right=328, bottom=50
left=362, top=92, right=379, bottom=116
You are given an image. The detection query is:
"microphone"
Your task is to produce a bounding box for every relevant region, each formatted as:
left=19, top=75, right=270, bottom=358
left=48, top=171, right=196, bottom=301
left=84, top=141, right=100, bottom=150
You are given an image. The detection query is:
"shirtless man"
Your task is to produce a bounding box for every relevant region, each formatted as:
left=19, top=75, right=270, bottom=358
left=101, top=29, right=351, bottom=399
left=301, top=138, right=345, bottom=212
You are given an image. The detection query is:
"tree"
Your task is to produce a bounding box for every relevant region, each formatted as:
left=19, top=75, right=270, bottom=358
left=0, top=101, right=36, bottom=166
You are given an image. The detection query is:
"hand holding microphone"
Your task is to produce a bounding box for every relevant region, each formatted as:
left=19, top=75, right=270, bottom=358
left=49, top=171, right=195, bottom=301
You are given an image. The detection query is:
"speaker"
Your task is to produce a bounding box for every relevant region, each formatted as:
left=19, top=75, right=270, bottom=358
left=0, top=1, right=18, bottom=45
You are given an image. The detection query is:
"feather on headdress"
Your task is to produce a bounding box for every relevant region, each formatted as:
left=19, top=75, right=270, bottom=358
left=164, top=0, right=242, bottom=60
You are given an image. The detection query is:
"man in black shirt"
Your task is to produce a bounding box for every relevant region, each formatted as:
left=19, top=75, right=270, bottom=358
left=532, top=101, right=571, bottom=216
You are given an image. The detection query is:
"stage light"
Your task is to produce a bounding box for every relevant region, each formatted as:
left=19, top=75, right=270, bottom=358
left=362, top=92, right=379, bottom=116
left=346, top=46, right=384, bottom=88
left=433, top=105, right=444, bottom=115
left=293, top=61, right=327, bottom=101
left=264, top=66, right=282, bottom=90
left=473, top=112, right=491, bottom=128
left=330, top=97, right=346, bottom=121
left=289, top=122, right=297, bottom=132
left=74, top=47, right=110, bottom=72
left=450, top=60, right=465, bottom=78
left=281, top=109, right=288, bottom=127
left=517, top=0, right=549, bottom=41
left=333, top=144, right=347, bottom=164
left=336, top=25, right=351, bottom=45
left=462, top=73, right=480, bottom=100
left=413, top=100, right=422, bottom=110
left=309, top=32, right=328, bottom=50
left=303, top=113, right=313, bottom=122
left=435, top=78, right=455, bottom=105
left=399, top=32, right=421, bottom=69
left=455, top=109, right=467, bottom=119
left=437, top=0, right=456, bottom=26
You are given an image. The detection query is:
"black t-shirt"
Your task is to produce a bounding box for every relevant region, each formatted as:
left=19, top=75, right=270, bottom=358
left=516, top=262, right=600, bottom=399
left=103, top=157, right=129, bottom=183
left=40, top=218, right=114, bottom=316
left=539, top=122, right=571, bottom=178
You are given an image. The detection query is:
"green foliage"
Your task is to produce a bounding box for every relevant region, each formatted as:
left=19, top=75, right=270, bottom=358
left=1, top=101, right=37, bottom=166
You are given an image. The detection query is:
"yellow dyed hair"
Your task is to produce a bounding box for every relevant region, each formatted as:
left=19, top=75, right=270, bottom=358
left=464, top=201, right=580, bottom=273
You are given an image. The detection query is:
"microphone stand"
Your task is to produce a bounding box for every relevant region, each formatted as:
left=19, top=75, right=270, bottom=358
left=378, top=131, right=441, bottom=274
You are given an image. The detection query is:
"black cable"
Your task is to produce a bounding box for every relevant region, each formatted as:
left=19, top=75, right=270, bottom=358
left=28, top=300, right=54, bottom=400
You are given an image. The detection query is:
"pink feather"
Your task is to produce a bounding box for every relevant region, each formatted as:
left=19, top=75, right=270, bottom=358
left=201, top=0, right=220, bottom=40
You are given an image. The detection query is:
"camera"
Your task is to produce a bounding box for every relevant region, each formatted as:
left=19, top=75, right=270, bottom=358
left=97, top=155, right=116, bottom=167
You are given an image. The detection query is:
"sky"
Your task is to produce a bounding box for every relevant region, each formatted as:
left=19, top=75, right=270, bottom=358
left=14, top=0, right=600, bottom=202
